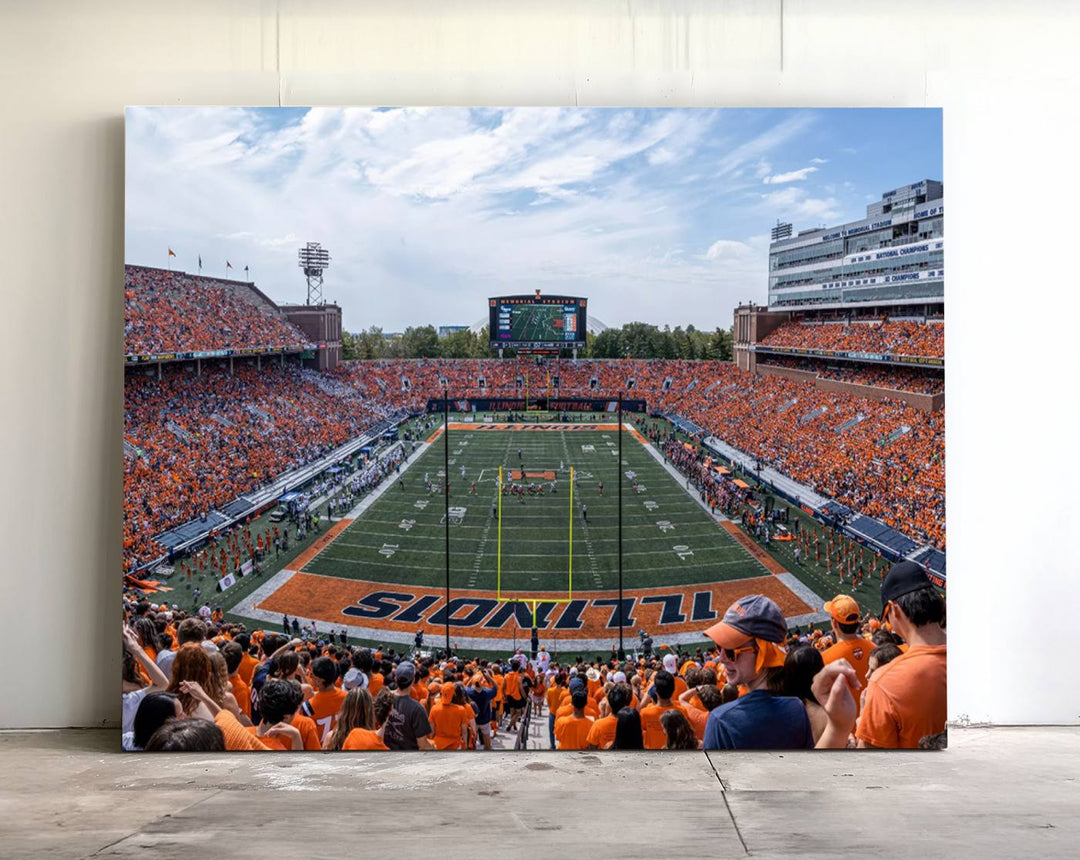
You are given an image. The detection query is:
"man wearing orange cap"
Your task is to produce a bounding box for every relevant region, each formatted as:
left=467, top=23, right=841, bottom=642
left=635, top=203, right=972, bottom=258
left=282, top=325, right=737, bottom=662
left=702, top=594, right=857, bottom=750
left=428, top=681, right=470, bottom=750
left=821, top=595, right=873, bottom=714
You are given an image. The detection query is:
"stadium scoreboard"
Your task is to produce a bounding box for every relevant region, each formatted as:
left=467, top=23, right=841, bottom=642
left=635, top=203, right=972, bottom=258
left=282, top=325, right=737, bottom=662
left=488, top=294, right=588, bottom=349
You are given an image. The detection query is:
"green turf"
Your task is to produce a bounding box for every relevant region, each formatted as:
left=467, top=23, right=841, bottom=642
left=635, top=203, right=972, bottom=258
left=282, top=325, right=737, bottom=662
left=210, top=411, right=883, bottom=640
left=302, top=421, right=772, bottom=594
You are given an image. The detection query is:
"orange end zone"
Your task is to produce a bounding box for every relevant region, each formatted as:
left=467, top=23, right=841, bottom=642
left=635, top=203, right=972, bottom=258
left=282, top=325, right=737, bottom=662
left=510, top=469, right=556, bottom=481
left=286, top=518, right=354, bottom=571
left=255, top=573, right=812, bottom=641
left=720, top=521, right=788, bottom=575
left=628, top=425, right=648, bottom=444
left=425, top=427, right=444, bottom=443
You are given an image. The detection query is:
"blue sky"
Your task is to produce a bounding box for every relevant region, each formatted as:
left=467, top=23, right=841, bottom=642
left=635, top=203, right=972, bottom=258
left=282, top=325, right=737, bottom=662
left=126, top=107, right=941, bottom=332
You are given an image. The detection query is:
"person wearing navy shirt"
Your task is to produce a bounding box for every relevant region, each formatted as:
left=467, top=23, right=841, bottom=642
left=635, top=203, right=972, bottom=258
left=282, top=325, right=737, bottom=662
left=465, top=667, right=499, bottom=750
left=702, top=594, right=858, bottom=750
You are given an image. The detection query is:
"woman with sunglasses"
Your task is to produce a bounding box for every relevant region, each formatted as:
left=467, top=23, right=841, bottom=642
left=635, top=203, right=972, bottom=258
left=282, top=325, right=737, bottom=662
left=702, top=594, right=858, bottom=750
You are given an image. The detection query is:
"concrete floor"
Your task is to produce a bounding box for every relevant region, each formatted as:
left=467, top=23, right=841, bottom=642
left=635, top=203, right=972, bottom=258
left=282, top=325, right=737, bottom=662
left=2, top=727, right=1077, bottom=859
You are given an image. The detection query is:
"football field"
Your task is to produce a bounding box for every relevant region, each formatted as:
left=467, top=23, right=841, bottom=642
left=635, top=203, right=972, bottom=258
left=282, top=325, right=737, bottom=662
left=306, top=423, right=771, bottom=592
left=235, top=420, right=825, bottom=652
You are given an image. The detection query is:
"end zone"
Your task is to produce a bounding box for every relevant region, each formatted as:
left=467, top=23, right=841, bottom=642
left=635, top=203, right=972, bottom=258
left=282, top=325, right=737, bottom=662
left=233, top=567, right=827, bottom=653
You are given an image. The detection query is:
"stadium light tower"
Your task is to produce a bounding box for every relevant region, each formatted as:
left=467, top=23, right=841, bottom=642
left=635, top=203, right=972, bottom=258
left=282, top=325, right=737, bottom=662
left=298, top=242, right=331, bottom=305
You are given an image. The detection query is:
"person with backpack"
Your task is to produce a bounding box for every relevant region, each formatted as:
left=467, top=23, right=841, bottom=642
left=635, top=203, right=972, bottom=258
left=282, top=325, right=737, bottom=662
left=382, top=661, right=434, bottom=750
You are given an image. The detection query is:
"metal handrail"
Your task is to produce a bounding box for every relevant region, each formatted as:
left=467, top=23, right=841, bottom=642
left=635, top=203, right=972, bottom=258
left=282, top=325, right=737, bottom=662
left=513, top=698, right=533, bottom=750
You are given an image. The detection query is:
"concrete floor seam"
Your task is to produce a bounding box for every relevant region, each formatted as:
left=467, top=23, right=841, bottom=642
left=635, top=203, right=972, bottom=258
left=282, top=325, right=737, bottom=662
left=85, top=789, right=222, bottom=858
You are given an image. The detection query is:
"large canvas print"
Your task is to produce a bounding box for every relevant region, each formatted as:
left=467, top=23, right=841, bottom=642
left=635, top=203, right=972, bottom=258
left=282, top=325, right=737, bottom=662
left=122, top=107, right=945, bottom=752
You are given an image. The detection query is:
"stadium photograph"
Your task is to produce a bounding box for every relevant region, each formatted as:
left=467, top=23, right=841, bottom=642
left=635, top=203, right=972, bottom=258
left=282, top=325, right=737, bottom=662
left=123, top=106, right=945, bottom=753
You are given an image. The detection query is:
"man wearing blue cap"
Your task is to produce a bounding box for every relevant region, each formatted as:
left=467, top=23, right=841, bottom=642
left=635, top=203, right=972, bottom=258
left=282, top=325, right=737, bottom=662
left=702, top=594, right=858, bottom=750
left=382, top=661, right=434, bottom=750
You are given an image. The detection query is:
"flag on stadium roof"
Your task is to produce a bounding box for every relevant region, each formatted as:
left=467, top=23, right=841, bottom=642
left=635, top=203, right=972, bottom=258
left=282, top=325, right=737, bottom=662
left=167, top=248, right=176, bottom=257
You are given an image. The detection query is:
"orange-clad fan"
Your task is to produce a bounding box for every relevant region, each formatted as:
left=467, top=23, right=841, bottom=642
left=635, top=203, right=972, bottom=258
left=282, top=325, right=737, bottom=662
left=302, top=657, right=349, bottom=742
left=553, top=679, right=595, bottom=750
left=638, top=670, right=690, bottom=750
left=820, top=595, right=873, bottom=715
left=856, top=563, right=947, bottom=749
left=429, top=682, right=472, bottom=750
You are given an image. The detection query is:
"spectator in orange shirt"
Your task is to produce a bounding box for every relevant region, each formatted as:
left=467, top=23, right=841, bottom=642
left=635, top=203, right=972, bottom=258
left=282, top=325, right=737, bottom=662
left=504, top=664, right=525, bottom=731
left=553, top=681, right=594, bottom=750
left=586, top=682, right=632, bottom=750
left=545, top=672, right=568, bottom=749
left=638, top=670, right=688, bottom=749
left=661, top=654, right=689, bottom=700
left=325, top=688, right=388, bottom=751
left=302, top=657, right=349, bottom=743
left=857, top=563, right=947, bottom=749
left=234, top=635, right=259, bottom=687
left=820, top=594, right=873, bottom=714
left=429, top=682, right=471, bottom=750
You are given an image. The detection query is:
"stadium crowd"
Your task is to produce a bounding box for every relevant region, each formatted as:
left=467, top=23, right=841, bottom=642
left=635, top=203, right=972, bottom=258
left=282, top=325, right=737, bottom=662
left=122, top=561, right=946, bottom=752
left=125, top=355, right=944, bottom=570
left=759, top=319, right=944, bottom=358
left=125, top=266, right=312, bottom=356
left=123, top=364, right=395, bottom=569
left=756, top=356, right=944, bottom=395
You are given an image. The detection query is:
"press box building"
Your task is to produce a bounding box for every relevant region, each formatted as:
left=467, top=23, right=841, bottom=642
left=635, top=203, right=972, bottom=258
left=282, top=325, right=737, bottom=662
left=733, top=179, right=944, bottom=411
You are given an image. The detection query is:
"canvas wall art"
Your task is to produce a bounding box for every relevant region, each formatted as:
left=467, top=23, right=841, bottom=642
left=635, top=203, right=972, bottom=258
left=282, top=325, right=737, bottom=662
left=122, top=107, right=945, bottom=752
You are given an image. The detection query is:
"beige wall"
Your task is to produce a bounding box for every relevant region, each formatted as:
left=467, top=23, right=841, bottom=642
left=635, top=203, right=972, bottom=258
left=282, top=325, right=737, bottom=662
left=2, top=1, right=1080, bottom=727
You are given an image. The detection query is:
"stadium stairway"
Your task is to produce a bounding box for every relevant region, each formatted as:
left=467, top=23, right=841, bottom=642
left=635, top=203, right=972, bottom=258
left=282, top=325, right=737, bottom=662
left=486, top=701, right=548, bottom=750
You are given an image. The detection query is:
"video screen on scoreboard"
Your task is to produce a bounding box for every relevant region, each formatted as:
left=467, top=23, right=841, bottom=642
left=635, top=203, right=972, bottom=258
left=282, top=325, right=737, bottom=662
left=488, top=295, right=588, bottom=349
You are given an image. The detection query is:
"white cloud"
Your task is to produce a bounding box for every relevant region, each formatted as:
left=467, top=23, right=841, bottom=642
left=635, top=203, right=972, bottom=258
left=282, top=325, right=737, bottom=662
left=125, top=107, right=918, bottom=331
left=648, top=147, right=676, bottom=166
left=762, top=166, right=818, bottom=184
left=714, top=113, right=816, bottom=178
left=705, top=239, right=753, bottom=260
left=810, top=157, right=829, bottom=165
left=759, top=186, right=841, bottom=222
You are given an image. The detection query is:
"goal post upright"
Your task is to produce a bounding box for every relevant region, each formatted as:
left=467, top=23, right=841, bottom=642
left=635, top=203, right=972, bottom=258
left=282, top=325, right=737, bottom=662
left=497, top=465, right=503, bottom=600
left=493, top=461, right=574, bottom=608
left=568, top=465, right=574, bottom=598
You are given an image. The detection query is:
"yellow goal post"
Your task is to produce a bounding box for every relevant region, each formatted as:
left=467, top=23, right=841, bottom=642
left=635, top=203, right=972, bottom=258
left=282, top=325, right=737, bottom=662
left=495, top=465, right=575, bottom=624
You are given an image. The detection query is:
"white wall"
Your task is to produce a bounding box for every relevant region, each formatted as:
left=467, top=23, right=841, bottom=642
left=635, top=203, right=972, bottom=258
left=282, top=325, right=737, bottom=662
left=2, top=0, right=1077, bottom=728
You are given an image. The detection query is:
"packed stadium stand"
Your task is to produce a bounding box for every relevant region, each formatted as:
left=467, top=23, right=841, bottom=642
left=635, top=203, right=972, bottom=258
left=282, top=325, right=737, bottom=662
left=124, top=354, right=945, bottom=571
left=125, top=266, right=313, bottom=357
left=123, top=364, right=396, bottom=569
left=758, top=319, right=943, bottom=359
